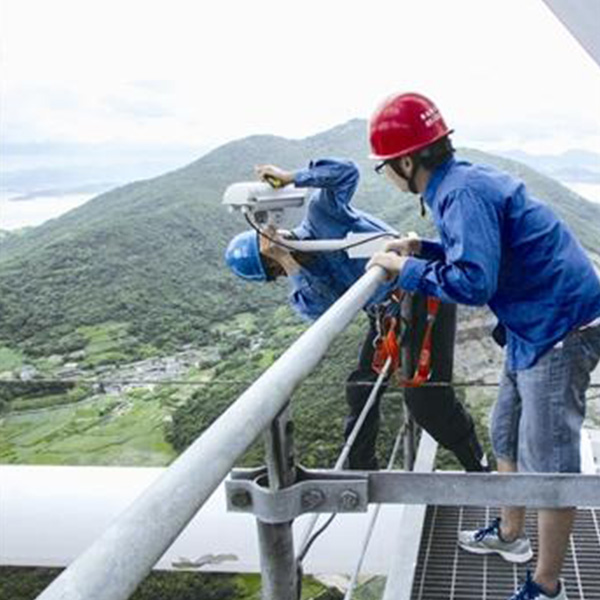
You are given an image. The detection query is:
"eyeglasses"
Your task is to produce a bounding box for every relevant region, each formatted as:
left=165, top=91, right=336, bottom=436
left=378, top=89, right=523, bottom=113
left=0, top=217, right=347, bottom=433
left=374, top=160, right=389, bottom=175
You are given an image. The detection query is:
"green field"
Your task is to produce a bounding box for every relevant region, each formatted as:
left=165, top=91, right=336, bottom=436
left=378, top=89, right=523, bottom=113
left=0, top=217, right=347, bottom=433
left=0, top=567, right=338, bottom=600
left=0, top=391, right=177, bottom=466
left=0, top=318, right=218, bottom=466
left=0, top=344, right=24, bottom=373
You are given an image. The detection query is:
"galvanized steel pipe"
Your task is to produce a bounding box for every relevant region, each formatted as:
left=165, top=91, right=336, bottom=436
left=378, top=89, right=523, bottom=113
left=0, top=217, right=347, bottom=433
left=36, top=266, right=388, bottom=600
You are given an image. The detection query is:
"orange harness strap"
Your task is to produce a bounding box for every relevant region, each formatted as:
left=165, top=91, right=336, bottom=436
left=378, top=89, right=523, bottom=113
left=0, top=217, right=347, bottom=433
left=371, top=315, right=401, bottom=375
left=372, top=294, right=441, bottom=387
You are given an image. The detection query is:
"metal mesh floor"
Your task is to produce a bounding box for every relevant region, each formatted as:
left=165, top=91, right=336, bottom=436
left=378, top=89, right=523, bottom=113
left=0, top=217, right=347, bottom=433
left=410, top=506, right=600, bottom=600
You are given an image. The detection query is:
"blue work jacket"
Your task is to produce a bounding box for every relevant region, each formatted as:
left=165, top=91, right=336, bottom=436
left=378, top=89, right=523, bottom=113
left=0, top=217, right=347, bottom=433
left=398, top=158, right=600, bottom=369
left=289, top=158, right=396, bottom=321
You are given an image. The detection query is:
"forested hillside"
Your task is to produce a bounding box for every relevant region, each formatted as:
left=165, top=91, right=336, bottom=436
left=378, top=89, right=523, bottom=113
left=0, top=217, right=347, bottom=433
left=1, top=120, right=599, bottom=470
left=2, top=119, right=598, bottom=360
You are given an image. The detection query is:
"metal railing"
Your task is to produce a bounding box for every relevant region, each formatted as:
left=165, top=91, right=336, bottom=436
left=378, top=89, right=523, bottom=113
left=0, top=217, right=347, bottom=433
left=33, top=263, right=600, bottom=600
left=35, top=266, right=389, bottom=600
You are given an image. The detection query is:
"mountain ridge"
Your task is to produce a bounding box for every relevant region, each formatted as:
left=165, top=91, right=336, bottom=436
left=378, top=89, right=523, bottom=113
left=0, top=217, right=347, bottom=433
left=1, top=119, right=599, bottom=359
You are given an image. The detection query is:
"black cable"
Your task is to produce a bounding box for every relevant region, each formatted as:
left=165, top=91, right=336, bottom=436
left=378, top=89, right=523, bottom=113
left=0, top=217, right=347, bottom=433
left=296, top=562, right=303, bottom=600
left=244, top=213, right=398, bottom=254
left=3, top=378, right=599, bottom=388
left=296, top=512, right=338, bottom=564
left=296, top=421, right=408, bottom=571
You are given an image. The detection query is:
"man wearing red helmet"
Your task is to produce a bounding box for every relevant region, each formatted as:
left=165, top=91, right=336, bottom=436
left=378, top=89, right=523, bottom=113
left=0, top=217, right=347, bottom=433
left=366, top=92, right=600, bottom=600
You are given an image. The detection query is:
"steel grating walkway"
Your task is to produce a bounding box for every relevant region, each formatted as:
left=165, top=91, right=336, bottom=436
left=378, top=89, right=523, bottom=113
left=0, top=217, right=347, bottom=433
left=410, top=506, right=600, bottom=600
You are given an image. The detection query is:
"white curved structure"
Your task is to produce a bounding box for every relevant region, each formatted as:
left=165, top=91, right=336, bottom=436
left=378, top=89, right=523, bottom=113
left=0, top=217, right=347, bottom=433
left=0, top=464, right=405, bottom=576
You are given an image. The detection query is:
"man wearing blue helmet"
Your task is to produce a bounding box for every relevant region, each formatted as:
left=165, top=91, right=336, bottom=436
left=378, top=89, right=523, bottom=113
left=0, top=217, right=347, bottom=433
left=225, top=157, right=488, bottom=472
left=225, top=228, right=299, bottom=282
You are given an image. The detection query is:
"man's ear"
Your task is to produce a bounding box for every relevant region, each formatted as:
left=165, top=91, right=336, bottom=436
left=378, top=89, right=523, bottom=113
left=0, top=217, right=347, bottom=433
left=399, top=156, right=413, bottom=176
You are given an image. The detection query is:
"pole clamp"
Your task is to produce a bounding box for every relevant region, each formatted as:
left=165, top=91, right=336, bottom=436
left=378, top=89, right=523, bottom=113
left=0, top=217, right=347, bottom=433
left=226, top=466, right=368, bottom=523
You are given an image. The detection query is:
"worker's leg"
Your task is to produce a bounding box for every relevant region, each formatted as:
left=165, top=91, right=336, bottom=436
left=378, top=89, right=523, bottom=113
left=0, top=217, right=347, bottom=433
left=344, top=319, right=386, bottom=470
left=496, top=459, right=526, bottom=540
left=490, top=364, right=528, bottom=538
left=404, top=295, right=487, bottom=471
left=516, top=324, right=600, bottom=595
left=534, top=508, right=575, bottom=595
left=457, top=347, right=531, bottom=564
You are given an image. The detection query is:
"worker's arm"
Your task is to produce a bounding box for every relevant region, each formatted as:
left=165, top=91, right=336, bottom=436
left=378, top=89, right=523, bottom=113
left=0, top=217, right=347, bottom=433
left=255, top=158, right=359, bottom=234
left=370, top=189, right=501, bottom=306
left=293, top=159, right=361, bottom=237
left=257, top=225, right=339, bottom=320
left=255, top=159, right=358, bottom=204
left=418, top=239, right=446, bottom=261
left=293, top=158, right=359, bottom=196
left=259, top=226, right=301, bottom=276
left=384, top=234, right=445, bottom=261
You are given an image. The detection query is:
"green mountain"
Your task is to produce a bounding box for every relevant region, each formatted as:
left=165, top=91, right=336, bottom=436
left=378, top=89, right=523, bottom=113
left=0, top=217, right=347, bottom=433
left=1, top=120, right=600, bottom=470
left=1, top=119, right=599, bottom=361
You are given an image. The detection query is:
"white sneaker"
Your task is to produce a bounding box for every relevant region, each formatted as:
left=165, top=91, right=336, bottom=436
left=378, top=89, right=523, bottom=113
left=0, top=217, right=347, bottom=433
left=458, top=517, right=533, bottom=563
left=507, top=571, right=568, bottom=599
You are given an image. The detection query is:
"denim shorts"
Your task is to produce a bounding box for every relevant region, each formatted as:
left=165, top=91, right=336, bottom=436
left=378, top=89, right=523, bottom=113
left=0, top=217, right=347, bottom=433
left=490, top=324, right=600, bottom=473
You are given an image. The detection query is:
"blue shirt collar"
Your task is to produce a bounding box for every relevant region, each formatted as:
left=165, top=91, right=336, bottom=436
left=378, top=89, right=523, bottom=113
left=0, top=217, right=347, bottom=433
left=423, top=157, right=456, bottom=208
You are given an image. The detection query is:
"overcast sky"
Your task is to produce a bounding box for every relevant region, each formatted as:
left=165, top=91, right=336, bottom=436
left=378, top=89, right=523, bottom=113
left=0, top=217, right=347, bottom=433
left=1, top=0, right=600, bottom=156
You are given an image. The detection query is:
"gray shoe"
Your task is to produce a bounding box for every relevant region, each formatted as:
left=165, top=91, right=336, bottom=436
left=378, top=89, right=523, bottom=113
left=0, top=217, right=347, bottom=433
left=507, top=571, right=568, bottom=599
left=458, top=517, right=533, bottom=563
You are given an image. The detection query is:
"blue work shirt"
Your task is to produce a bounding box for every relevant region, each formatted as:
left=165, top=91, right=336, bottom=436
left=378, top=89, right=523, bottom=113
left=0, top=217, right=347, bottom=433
left=398, top=157, right=600, bottom=370
left=289, top=158, right=396, bottom=321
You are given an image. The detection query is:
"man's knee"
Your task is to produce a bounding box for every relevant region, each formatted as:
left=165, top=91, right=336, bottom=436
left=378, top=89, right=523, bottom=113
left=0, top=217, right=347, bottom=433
left=404, top=387, right=473, bottom=448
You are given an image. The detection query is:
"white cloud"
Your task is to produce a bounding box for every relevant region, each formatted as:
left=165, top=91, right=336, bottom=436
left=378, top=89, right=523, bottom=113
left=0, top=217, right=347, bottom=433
left=1, top=0, right=599, bottom=152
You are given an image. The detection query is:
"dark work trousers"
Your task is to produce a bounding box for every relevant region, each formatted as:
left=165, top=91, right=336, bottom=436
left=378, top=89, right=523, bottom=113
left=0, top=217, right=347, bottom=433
left=344, top=294, right=486, bottom=471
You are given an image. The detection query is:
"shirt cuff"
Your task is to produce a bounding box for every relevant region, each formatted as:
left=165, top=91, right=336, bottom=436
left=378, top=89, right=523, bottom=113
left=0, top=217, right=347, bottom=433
left=397, top=257, right=427, bottom=291
left=291, top=224, right=310, bottom=240
left=419, top=239, right=444, bottom=261
left=293, top=167, right=314, bottom=188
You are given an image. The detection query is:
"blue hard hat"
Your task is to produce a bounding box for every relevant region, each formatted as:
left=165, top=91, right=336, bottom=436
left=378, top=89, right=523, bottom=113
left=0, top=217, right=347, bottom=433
left=224, top=230, right=267, bottom=282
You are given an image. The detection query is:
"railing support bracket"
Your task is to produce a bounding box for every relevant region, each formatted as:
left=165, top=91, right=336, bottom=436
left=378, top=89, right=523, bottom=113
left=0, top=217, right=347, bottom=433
left=226, top=466, right=369, bottom=523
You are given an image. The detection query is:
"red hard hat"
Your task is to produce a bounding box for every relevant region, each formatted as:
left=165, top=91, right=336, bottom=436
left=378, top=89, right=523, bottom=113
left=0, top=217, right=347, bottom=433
left=369, top=92, right=452, bottom=160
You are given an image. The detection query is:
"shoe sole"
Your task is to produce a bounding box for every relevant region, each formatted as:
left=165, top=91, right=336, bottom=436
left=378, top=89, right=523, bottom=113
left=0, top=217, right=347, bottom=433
left=458, top=542, right=533, bottom=564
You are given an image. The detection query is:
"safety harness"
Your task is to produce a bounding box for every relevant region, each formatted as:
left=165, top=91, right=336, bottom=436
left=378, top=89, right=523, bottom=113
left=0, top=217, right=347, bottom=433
left=371, top=291, right=440, bottom=387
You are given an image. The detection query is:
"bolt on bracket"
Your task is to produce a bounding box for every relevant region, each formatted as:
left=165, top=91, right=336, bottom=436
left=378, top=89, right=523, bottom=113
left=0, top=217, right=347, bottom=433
left=225, top=466, right=369, bottom=523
